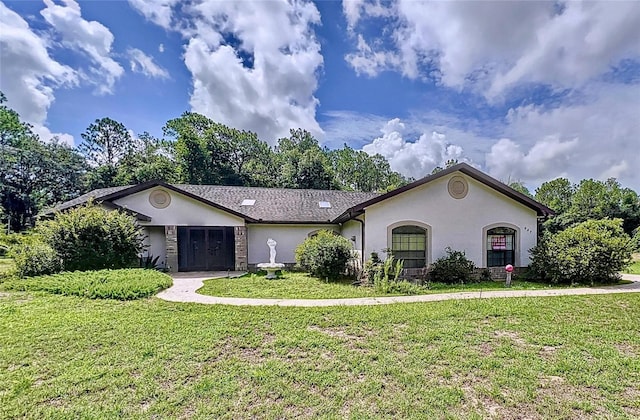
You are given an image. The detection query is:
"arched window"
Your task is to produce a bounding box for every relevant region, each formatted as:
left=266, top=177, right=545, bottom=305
left=391, top=225, right=427, bottom=268
left=486, top=227, right=516, bottom=267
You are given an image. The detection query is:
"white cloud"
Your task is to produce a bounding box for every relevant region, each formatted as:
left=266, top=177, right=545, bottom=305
left=132, top=0, right=324, bottom=143
left=158, top=43, right=164, bottom=53
left=127, top=48, right=169, bottom=79
left=0, top=1, right=77, bottom=144
left=361, top=118, right=469, bottom=178
left=344, top=1, right=640, bottom=98
left=41, top=0, right=124, bottom=94
left=128, top=0, right=178, bottom=29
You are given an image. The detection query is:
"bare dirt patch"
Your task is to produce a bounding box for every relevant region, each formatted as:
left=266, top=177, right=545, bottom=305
left=493, top=330, right=527, bottom=347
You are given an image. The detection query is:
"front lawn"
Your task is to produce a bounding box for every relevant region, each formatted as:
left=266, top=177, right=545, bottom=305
left=197, top=271, right=563, bottom=299
left=1, top=292, right=639, bottom=418
left=625, top=253, right=640, bottom=274
left=0, top=257, right=14, bottom=278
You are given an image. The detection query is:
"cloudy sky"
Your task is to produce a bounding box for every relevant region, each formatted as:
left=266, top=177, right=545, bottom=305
left=1, top=0, right=639, bottom=191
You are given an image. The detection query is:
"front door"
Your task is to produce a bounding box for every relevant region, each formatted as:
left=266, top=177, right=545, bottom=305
left=177, top=227, right=235, bottom=271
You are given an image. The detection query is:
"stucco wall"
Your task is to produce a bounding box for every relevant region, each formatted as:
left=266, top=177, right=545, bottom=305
left=114, top=188, right=245, bottom=227
left=141, top=226, right=167, bottom=268
left=363, top=173, right=538, bottom=267
left=247, top=224, right=339, bottom=264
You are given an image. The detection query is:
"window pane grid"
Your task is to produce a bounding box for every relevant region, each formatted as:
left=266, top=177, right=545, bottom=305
left=487, top=227, right=515, bottom=267
left=392, top=226, right=427, bottom=268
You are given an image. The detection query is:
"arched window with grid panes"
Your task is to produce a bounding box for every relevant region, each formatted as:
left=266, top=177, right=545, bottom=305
left=486, top=227, right=516, bottom=267
left=391, top=225, right=427, bottom=268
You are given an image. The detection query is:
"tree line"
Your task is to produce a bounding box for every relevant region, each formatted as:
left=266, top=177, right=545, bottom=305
left=2, top=90, right=639, bottom=243
left=0, top=92, right=408, bottom=231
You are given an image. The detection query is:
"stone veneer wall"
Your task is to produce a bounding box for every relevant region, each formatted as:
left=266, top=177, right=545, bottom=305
left=165, top=225, right=178, bottom=273
left=234, top=226, right=248, bottom=271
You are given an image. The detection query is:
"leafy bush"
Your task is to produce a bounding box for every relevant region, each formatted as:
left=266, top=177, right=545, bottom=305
left=9, top=241, right=62, bottom=278
left=295, top=230, right=353, bottom=280
left=38, top=204, right=144, bottom=272
left=530, top=218, right=632, bottom=285
left=632, top=226, right=640, bottom=252
left=372, top=255, right=404, bottom=293
left=429, top=247, right=475, bottom=284
left=2, top=269, right=172, bottom=300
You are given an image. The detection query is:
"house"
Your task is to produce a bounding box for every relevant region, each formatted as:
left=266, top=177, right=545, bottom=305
left=50, top=163, right=554, bottom=274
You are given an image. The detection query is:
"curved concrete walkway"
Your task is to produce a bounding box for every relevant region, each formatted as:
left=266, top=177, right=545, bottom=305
left=156, top=272, right=640, bottom=307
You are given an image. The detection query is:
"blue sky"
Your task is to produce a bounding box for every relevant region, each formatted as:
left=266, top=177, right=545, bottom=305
left=1, top=0, right=639, bottom=191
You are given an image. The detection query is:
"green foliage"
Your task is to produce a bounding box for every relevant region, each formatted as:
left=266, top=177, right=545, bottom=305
left=139, top=254, right=161, bottom=270
left=631, top=226, right=640, bottom=252
left=429, top=247, right=476, bottom=284
left=508, top=181, right=533, bottom=198
left=276, top=129, right=336, bottom=190
left=372, top=255, right=404, bottom=294
left=530, top=219, right=632, bottom=285
left=538, top=177, right=640, bottom=235
left=295, top=230, right=353, bottom=280
left=1, top=92, right=87, bottom=231
left=328, top=145, right=408, bottom=192
left=9, top=240, right=62, bottom=278
left=38, top=205, right=144, bottom=272
left=2, top=269, right=172, bottom=300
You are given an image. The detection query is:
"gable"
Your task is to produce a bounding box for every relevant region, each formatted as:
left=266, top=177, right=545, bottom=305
left=113, top=187, right=245, bottom=226
left=365, top=172, right=538, bottom=223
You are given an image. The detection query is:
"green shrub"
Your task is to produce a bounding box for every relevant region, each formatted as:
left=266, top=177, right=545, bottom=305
left=530, top=218, right=632, bottom=285
left=372, top=255, right=404, bottom=293
left=631, top=226, right=640, bottom=252
left=295, top=230, right=353, bottom=280
left=429, top=247, right=475, bottom=284
left=38, top=204, right=144, bottom=271
left=9, top=241, right=62, bottom=278
left=2, top=268, right=172, bottom=300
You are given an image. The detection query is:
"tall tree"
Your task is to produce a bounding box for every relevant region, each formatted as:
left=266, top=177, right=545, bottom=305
left=115, top=132, right=179, bottom=185
left=0, top=92, right=86, bottom=231
left=79, top=117, right=133, bottom=189
left=79, top=117, right=132, bottom=167
left=508, top=181, right=533, bottom=198
left=164, top=112, right=235, bottom=185
left=275, top=129, right=336, bottom=190
left=329, top=145, right=408, bottom=192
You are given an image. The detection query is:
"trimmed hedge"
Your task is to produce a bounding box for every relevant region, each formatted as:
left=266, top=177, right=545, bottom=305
left=2, top=269, right=172, bottom=300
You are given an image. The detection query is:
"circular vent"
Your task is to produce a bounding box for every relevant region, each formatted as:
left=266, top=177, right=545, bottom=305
left=447, top=176, right=468, bottom=199
left=149, top=189, right=171, bottom=209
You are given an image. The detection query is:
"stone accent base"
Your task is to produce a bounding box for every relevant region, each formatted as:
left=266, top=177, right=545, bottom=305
left=234, top=226, right=248, bottom=271
left=165, top=225, right=178, bottom=273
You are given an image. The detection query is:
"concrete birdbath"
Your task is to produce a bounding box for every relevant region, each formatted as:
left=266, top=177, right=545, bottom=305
left=256, top=238, right=285, bottom=279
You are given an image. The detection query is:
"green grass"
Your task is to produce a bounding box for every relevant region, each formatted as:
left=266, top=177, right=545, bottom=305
left=0, top=292, right=639, bottom=418
left=0, top=257, right=14, bottom=278
left=625, top=254, right=640, bottom=274
left=197, top=271, right=563, bottom=299
left=1, top=269, right=172, bottom=300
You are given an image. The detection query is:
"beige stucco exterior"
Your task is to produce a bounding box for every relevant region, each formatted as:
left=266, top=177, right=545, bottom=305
left=247, top=224, right=339, bottom=264
left=98, top=170, right=540, bottom=271
left=363, top=173, right=538, bottom=267
left=114, top=188, right=245, bottom=227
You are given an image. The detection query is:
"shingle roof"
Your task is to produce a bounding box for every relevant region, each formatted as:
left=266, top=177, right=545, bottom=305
left=175, top=185, right=379, bottom=223
left=46, top=185, right=131, bottom=213
left=49, top=182, right=379, bottom=223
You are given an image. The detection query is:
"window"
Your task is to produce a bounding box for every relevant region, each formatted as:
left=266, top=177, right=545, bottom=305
left=392, top=225, right=427, bottom=269
left=241, top=199, right=256, bottom=206
left=487, top=227, right=515, bottom=267
left=318, top=201, right=331, bottom=208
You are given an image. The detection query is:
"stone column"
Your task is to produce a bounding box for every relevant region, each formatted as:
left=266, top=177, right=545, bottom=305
left=165, top=225, right=178, bottom=273
left=234, top=226, right=248, bottom=271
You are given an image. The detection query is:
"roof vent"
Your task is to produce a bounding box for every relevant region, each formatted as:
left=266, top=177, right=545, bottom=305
left=241, top=199, right=256, bottom=206
left=318, top=201, right=331, bottom=208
